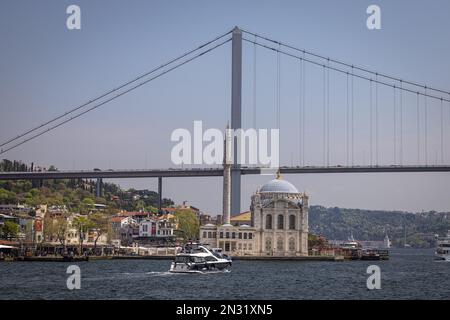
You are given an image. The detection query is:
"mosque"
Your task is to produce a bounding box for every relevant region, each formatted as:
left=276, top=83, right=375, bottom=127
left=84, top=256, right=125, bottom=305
left=199, top=127, right=309, bottom=256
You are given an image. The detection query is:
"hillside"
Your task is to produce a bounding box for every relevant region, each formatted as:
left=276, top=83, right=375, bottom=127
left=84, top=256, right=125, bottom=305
left=309, top=206, right=450, bottom=248
left=0, top=159, right=174, bottom=214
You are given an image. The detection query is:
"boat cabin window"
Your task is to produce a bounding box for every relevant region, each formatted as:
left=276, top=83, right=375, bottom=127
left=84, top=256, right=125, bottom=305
left=190, top=256, right=206, bottom=263
left=212, top=251, right=223, bottom=259
left=175, top=256, right=189, bottom=263
left=205, top=256, right=218, bottom=261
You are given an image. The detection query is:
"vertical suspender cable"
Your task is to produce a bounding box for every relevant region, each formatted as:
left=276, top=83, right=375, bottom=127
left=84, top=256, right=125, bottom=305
left=394, top=86, right=397, bottom=165
left=299, top=59, right=302, bottom=165
left=370, top=79, right=373, bottom=166
left=302, top=52, right=306, bottom=166
left=417, top=93, right=420, bottom=164
left=375, top=74, right=379, bottom=166
left=346, top=73, right=349, bottom=166
left=323, top=65, right=326, bottom=166
left=327, top=59, right=330, bottom=167
left=351, top=67, right=355, bottom=166
left=253, top=35, right=257, bottom=129
left=441, top=98, right=444, bottom=164
left=447, top=93, right=450, bottom=165
left=277, top=45, right=281, bottom=131
left=425, top=87, right=428, bottom=165
left=400, top=80, right=403, bottom=165
left=275, top=47, right=279, bottom=130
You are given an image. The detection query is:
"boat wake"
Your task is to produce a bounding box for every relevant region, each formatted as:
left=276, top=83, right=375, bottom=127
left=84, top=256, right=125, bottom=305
left=146, top=271, right=177, bottom=276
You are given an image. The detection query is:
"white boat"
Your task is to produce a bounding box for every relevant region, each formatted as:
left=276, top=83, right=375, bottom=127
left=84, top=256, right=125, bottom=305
left=435, top=230, right=450, bottom=261
left=340, top=233, right=362, bottom=250
left=169, top=243, right=232, bottom=273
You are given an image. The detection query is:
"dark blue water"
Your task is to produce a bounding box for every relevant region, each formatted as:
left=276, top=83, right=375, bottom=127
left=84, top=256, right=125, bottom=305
left=0, top=249, right=448, bottom=299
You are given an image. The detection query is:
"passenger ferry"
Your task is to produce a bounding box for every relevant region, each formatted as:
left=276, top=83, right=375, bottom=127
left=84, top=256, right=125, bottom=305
left=435, top=230, right=450, bottom=261
left=169, top=242, right=232, bottom=273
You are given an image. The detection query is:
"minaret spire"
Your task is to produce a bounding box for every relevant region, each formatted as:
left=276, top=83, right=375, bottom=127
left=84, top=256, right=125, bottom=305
left=222, top=122, right=232, bottom=225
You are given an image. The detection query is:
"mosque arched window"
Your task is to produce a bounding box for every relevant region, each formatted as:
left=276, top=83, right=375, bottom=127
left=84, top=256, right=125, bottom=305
left=208, top=232, right=212, bottom=238
left=289, top=237, right=295, bottom=251
left=276, top=238, right=284, bottom=251
left=265, top=238, right=272, bottom=252
left=277, top=215, right=284, bottom=230
left=244, top=233, right=247, bottom=239
left=203, top=231, right=207, bottom=238
left=265, top=214, right=273, bottom=230
left=289, top=215, right=296, bottom=230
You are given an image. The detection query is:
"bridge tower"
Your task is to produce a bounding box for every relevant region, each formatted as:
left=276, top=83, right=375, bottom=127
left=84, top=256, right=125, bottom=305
left=231, top=26, right=242, bottom=216
left=95, top=178, right=103, bottom=197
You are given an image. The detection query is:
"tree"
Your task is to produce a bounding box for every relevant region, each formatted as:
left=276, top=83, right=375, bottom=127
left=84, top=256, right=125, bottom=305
left=174, top=209, right=199, bottom=241
left=89, top=213, right=110, bottom=252
left=72, top=216, right=95, bottom=254
left=0, top=188, right=17, bottom=204
left=80, top=197, right=95, bottom=214
left=43, top=214, right=69, bottom=250
left=1, top=221, right=20, bottom=240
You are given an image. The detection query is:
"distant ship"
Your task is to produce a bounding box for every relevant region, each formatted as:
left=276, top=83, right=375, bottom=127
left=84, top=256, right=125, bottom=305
left=435, top=230, right=450, bottom=261
left=383, top=233, right=391, bottom=248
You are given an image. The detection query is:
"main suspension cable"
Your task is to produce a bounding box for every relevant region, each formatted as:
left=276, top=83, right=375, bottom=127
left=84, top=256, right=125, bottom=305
left=0, top=38, right=231, bottom=155
left=242, top=38, right=450, bottom=103
left=0, top=29, right=233, bottom=149
left=241, top=28, right=450, bottom=96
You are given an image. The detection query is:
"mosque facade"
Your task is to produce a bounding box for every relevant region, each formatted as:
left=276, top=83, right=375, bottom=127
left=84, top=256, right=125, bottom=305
left=200, top=173, right=309, bottom=256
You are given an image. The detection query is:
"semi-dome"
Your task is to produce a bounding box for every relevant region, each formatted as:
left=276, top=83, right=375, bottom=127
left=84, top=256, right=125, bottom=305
left=259, top=178, right=299, bottom=194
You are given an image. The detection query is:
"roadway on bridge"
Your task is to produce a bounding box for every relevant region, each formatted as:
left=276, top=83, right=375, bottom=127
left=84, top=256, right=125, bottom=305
left=1, top=166, right=450, bottom=180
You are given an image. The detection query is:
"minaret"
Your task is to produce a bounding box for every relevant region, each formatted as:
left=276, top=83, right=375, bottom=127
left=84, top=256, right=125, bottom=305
left=222, top=122, right=232, bottom=225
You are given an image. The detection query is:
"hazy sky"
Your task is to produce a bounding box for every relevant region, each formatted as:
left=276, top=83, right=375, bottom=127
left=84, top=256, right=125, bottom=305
left=1, top=0, right=450, bottom=214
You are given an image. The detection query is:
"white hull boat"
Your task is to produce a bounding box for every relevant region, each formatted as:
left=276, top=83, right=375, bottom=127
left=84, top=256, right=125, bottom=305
left=169, top=243, right=232, bottom=273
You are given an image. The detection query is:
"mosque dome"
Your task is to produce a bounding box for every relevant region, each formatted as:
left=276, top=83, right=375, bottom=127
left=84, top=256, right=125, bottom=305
left=259, top=177, right=299, bottom=194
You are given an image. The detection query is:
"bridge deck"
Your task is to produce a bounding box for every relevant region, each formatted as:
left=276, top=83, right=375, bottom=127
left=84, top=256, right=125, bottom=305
left=0, top=166, right=450, bottom=180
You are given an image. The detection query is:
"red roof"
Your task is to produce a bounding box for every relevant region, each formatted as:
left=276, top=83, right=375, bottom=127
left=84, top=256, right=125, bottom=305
left=111, top=216, right=128, bottom=222
left=0, top=240, right=18, bottom=246
left=120, top=212, right=150, bottom=217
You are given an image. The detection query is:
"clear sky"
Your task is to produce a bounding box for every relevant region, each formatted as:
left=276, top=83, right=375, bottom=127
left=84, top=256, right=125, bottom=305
left=1, top=0, right=450, bottom=214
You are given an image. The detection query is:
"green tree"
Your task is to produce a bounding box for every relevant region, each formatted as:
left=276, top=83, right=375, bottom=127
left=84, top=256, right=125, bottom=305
left=43, top=214, right=69, bottom=250
left=89, top=213, right=110, bottom=252
left=0, top=188, right=17, bottom=204
left=1, top=221, right=20, bottom=240
left=72, top=216, right=95, bottom=254
left=174, top=209, right=199, bottom=241
left=80, top=198, right=95, bottom=214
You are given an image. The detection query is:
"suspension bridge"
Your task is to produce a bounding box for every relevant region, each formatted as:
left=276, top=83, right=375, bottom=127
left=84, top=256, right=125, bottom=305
left=1, top=27, right=449, bottom=214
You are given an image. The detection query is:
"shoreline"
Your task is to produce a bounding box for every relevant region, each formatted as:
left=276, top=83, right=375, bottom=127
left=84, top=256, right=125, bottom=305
left=1, top=255, right=345, bottom=262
